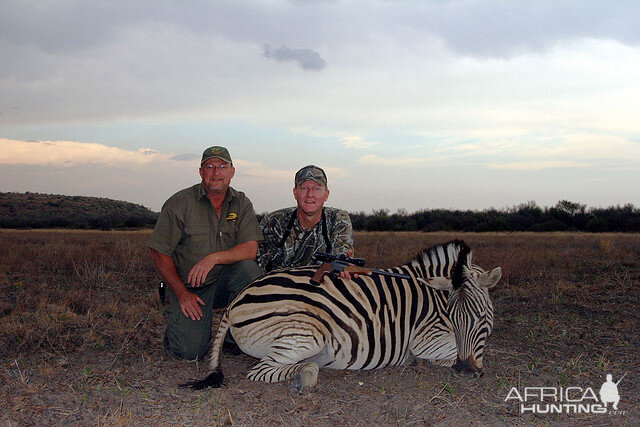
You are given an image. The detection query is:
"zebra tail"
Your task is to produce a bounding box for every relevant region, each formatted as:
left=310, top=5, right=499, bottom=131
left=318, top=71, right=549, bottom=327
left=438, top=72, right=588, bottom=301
left=180, top=367, right=224, bottom=390
left=180, top=310, right=230, bottom=390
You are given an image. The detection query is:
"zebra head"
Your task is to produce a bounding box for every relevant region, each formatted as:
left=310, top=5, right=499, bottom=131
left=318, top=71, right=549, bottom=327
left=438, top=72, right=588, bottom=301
left=427, top=243, right=501, bottom=379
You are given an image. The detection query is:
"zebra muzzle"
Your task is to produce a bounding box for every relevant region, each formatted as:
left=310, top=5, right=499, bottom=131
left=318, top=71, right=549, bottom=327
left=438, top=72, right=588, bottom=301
left=451, top=357, right=483, bottom=379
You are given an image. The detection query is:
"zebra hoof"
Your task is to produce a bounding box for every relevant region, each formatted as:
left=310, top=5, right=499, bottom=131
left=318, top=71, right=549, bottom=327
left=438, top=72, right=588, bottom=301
left=290, top=364, right=319, bottom=391
left=290, top=374, right=304, bottom=391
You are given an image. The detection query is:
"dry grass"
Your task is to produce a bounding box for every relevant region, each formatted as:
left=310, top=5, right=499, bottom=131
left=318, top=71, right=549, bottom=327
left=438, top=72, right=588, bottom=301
left=1, top=230, right=639, bottom=424
left=0, top=230, right=162, bottom=360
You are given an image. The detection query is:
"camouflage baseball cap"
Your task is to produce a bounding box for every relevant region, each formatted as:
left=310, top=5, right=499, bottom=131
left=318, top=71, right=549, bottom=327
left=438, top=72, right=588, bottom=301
left=201, top=146, right=232, bottom=165
left=295, top=165, right=327, bottom=187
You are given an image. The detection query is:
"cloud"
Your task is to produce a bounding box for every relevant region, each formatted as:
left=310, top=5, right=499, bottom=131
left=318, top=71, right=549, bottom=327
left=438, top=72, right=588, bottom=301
left=3, top=1, right=638, bottom=59
left=234, top=160, right=348, bottom=182
left=319, top=166, right=349, bottom=181
left=2, top=1, right=639, bottom=133
left=0, top=138, right=177, bottom=166
left=262, top=44, right=327, bottom=71
left=0, top=138, right=329, bottom=212
left=355, top=131, right=640, bottom=172
left=535, top=134, right=640, bottom=161
left=358, top=154, right=444, bottom=166
left=399, top=1, right=640, bottom=59
left=233, top=160, right=294, bottom=180
left=488, top=159, right=586, bottom=171
left=485, top=133, right=640, bottom=171
left=170, top=153, right=199, bottom=161
left=341, top=136, right=373, bottom=149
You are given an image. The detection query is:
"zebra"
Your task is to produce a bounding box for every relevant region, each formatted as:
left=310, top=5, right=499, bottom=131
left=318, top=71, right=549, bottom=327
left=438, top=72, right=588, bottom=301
left=182, top=239, right=501, bottom=390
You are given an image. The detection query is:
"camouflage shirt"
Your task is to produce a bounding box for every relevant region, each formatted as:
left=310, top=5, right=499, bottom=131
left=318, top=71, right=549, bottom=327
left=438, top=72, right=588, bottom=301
left=258, top=207, right=353, bottom=272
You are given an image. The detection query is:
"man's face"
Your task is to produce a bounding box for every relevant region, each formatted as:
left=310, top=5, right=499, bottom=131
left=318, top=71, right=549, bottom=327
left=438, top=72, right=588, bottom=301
left=293, top=180, right=329, bottom=216
left=199, top=158, right=235, bottom=195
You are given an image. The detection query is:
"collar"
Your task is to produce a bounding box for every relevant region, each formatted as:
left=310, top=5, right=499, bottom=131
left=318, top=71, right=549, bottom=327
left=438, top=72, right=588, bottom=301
left=293, top=207, right=324, bottom=231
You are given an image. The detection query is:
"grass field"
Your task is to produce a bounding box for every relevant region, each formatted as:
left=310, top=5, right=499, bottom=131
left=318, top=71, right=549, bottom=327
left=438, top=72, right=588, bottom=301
left=1, top=230, right=638, bottom=424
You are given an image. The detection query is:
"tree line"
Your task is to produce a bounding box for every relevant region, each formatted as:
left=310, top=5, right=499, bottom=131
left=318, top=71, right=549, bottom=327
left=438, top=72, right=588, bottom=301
left=2, top=192, right=639, bottom=232
left=349, top=200, right=640, bottom=232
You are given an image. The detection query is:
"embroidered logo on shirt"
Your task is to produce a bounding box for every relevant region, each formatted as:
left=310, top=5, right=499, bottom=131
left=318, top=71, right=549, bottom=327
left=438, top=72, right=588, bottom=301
left=226, top=213, right=238, bottom=221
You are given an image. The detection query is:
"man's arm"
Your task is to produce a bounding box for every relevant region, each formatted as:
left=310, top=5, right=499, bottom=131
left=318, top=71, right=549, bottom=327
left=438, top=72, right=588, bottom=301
left=331, top=209, right=354, bottom=255
left=149, top=248, right=205, bottom=321
left=257, top=212, right=282, bottom=272
left=330, top=210, right=355, bottom=279
left=187, top=240, right=258, bottom=287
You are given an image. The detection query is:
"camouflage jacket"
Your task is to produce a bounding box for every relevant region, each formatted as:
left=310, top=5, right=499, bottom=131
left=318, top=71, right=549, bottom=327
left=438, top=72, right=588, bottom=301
left=258, top=207, right=353, bottom=273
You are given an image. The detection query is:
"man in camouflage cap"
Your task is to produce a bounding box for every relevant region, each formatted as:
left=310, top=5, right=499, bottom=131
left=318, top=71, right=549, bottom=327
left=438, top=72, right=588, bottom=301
left=258, top=165, right=353, bottom=273
left=149, top=146, right=263, bottom=360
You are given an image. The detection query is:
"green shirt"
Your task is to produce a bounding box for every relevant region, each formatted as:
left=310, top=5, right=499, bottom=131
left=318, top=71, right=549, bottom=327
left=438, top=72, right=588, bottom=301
left=258, top=206, right=353, bottom=272
left=149, top=183, right=263, bottom=286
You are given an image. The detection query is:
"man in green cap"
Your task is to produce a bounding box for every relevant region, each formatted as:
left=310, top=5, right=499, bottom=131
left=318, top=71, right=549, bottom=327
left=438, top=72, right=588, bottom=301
left=149, top=146, right=263, bottom=360
left=258, top=165, right=353, bottom=273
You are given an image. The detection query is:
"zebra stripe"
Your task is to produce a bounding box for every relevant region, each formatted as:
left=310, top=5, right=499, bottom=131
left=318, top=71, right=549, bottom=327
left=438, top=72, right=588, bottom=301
left=182, top=239, right=501, bottom=390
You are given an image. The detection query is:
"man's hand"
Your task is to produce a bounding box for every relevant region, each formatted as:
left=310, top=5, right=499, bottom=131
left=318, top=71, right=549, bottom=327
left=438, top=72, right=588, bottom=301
left=149, top=248, right=205, bottom=319
left=178, top=290, right=205, bottom=320
left=339, top=249, right=358, bottom=280
left=340, top=270, right=354, bottom=280
left=188, top=253, right=219, bottom=287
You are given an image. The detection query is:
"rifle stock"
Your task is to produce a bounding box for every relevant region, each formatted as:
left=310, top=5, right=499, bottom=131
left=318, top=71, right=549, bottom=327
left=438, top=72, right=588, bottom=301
left=343, top=266, right=373, bottom=276
left=310, top=262, right=333, bottom=286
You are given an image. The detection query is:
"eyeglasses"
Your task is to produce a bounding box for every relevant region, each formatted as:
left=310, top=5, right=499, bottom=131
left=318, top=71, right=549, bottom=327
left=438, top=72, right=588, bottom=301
left=296, top=185, right=326, bottom=195
left=202, top=164, right=231, bottom=173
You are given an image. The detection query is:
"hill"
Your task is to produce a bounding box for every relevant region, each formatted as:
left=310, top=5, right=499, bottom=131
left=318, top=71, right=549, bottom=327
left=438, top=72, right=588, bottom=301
left=0, top=192, right=158, bottom=229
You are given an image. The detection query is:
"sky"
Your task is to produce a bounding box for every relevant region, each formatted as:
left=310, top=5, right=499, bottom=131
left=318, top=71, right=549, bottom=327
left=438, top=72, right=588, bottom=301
left=1, top=0, right=640, bottom=214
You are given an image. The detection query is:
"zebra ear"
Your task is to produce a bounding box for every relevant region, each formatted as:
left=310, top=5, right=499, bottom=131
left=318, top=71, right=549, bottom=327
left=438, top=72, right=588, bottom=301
left=477, top=267, right=501, bottom=289
left=420, top=276, right=453, bottom=291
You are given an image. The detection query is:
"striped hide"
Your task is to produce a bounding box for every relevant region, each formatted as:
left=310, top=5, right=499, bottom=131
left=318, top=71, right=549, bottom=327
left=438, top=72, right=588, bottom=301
left=182, top=240, right=501, bottom=390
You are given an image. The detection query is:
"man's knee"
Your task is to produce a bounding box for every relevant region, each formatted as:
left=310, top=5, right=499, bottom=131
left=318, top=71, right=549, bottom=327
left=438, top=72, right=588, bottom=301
left=214, top=260, right=262, bottom=308
left=164, top=309, right=212, bottom=360
left=167, top=345, right=208, bottom=361
left=164, top=329, right=210, bottom=360
left=230, top=259, right=262, bottom=280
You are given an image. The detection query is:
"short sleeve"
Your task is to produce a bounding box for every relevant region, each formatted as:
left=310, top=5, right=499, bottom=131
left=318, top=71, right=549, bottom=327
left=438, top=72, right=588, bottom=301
left=148, top=197, right=184, bottom=255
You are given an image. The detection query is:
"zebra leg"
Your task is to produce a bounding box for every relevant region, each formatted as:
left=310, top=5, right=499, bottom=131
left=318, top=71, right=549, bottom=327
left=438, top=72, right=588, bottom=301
left=290, top=364, right=320, bottom=390
left=246, top=334, right=327, bottom=389
left=412, top=330, right=456, bottom=368
left=248, top=357, right=320, bottom=390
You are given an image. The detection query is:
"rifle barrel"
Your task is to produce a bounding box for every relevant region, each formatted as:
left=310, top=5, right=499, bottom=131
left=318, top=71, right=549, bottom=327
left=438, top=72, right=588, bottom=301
left=615, top=372, right=627, bottom=386
left=370, top=269, right=410, bottom=279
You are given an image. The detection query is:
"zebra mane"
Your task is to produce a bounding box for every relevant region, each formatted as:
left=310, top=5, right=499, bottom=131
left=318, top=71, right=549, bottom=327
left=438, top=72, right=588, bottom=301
left=408, top=239, right=471, bottom=283
left=451, top=241, right=471, bottom=290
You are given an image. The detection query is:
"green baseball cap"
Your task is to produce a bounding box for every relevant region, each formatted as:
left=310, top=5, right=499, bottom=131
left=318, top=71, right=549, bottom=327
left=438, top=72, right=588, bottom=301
left=201, top=146, right=232, bottom=165
left=295, top=165, right=327, bottom=187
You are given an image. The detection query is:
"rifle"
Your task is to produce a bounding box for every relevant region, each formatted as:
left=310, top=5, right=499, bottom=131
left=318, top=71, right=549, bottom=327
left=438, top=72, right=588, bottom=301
left=309, top=251, right=411, bottom=286
left=615, top=372, right=627, bottom=386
